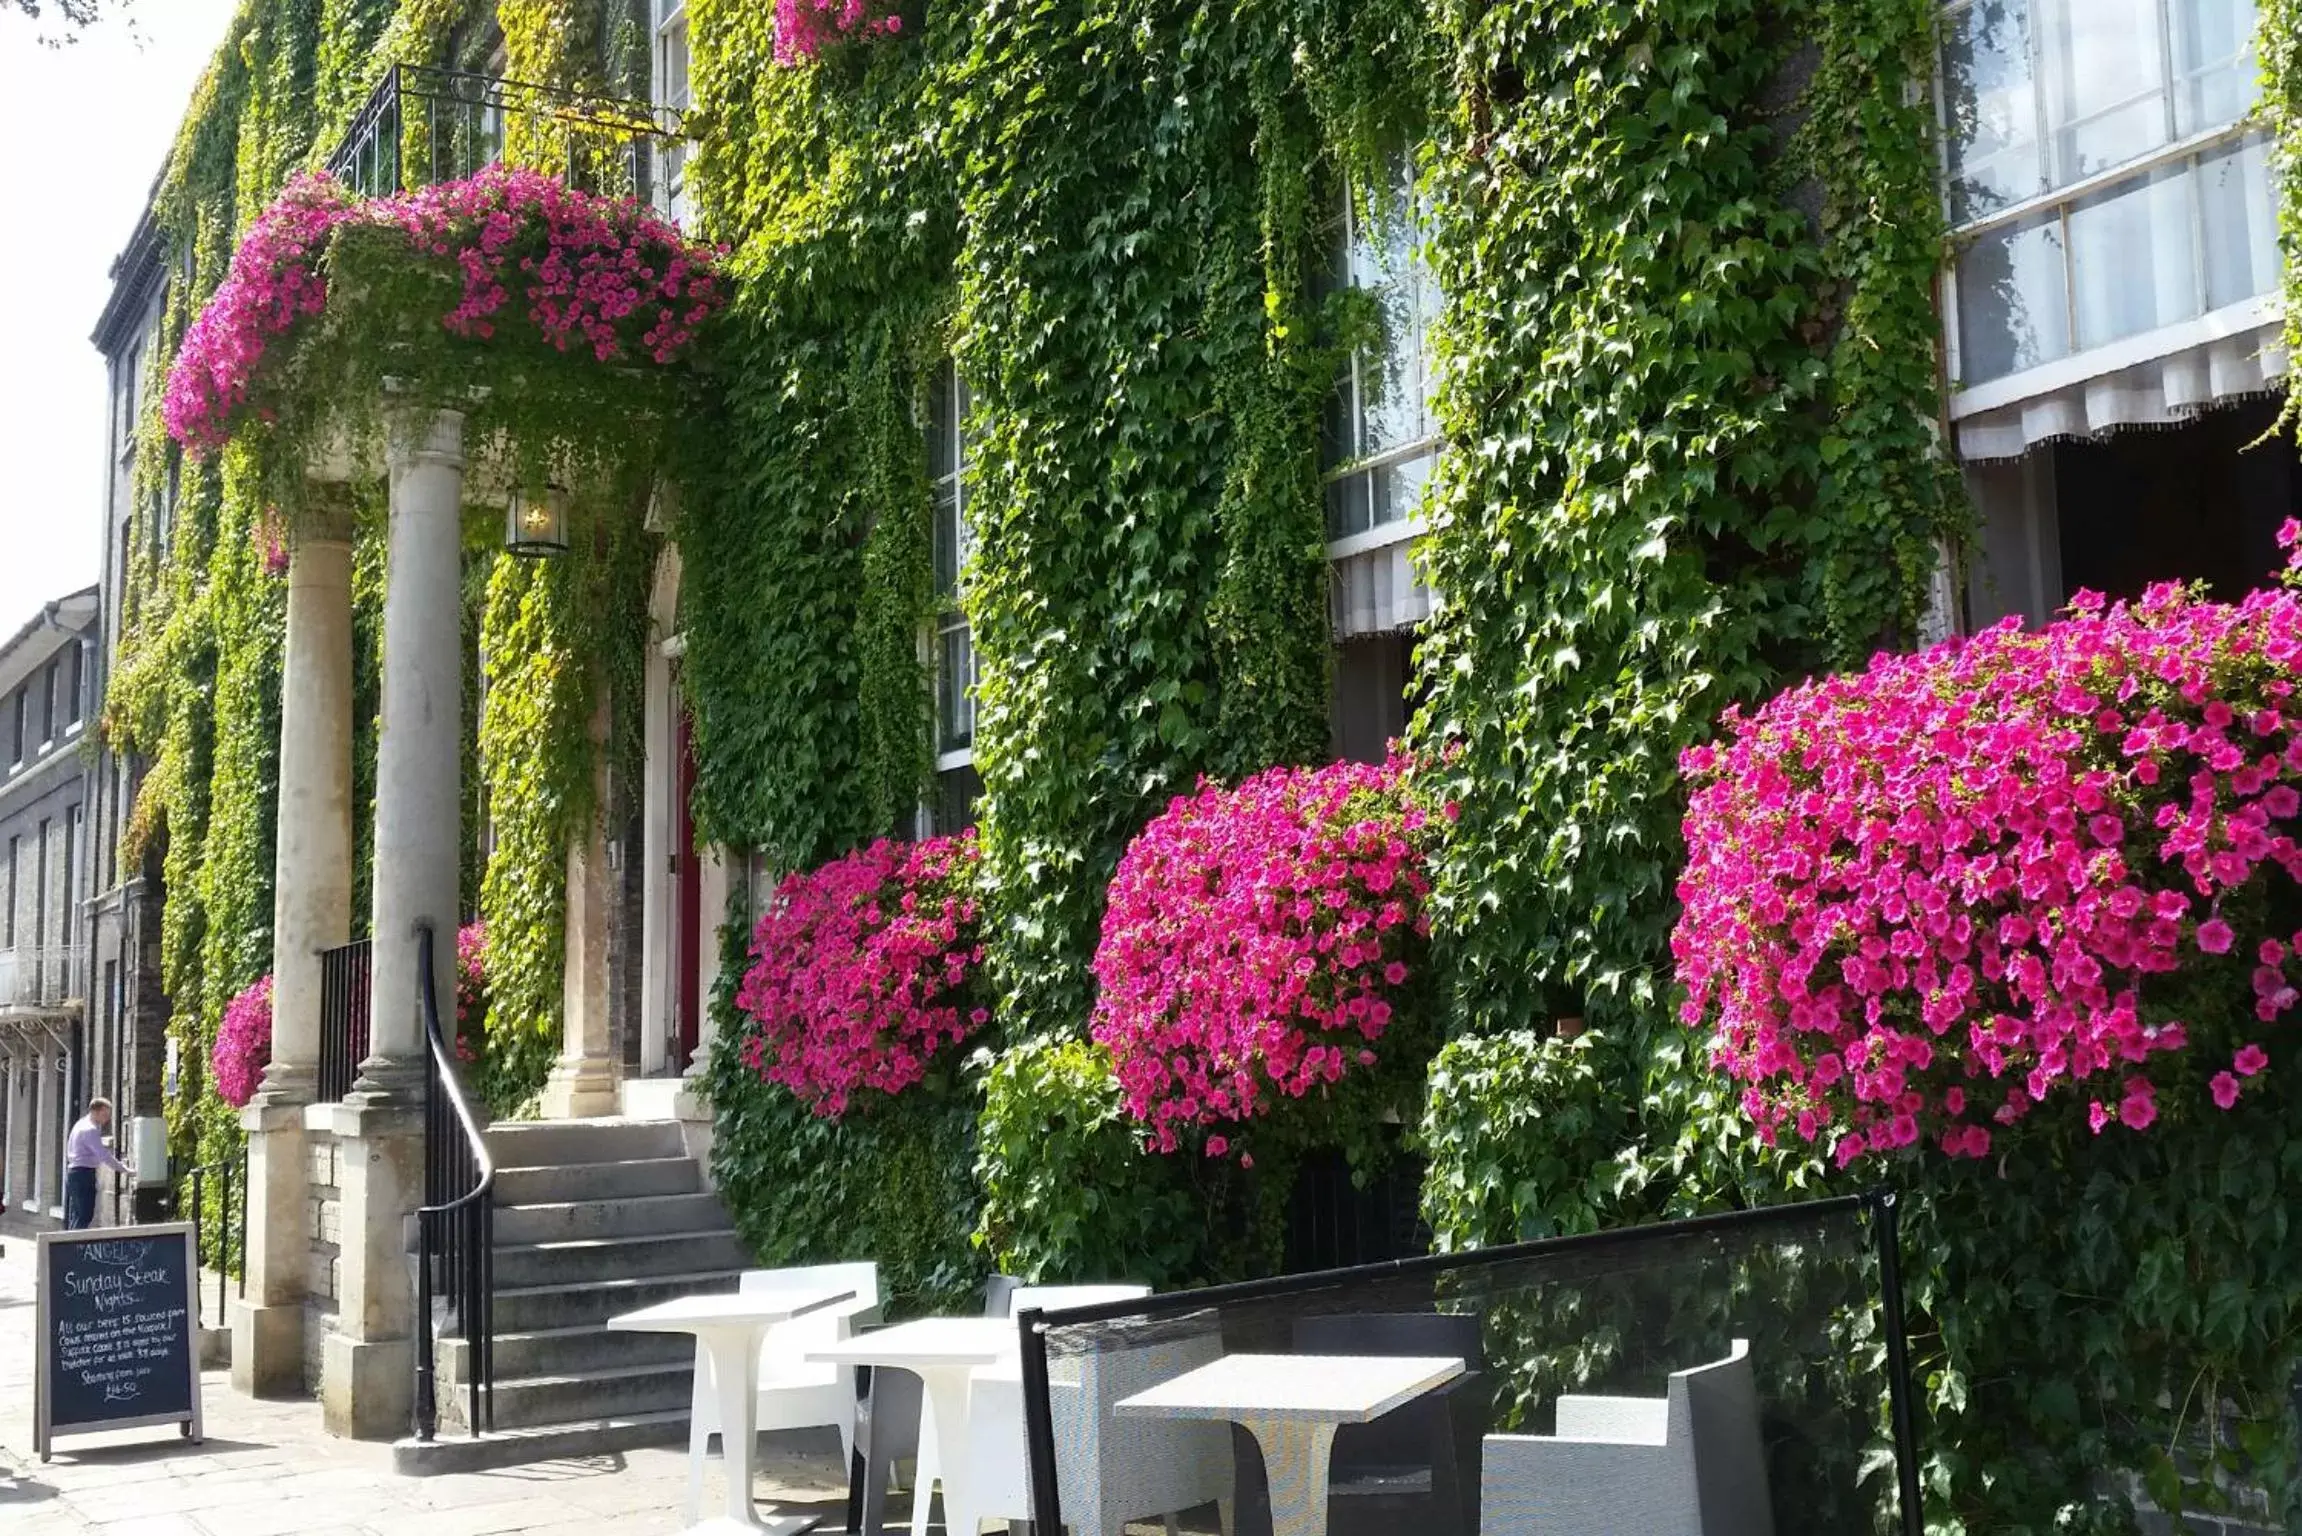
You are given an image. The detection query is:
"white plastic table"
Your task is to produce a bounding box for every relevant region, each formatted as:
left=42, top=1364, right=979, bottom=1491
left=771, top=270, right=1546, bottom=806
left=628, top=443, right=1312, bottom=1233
left=1116, top=1352, right=1466, bottom=1536
left=610, top=1285, right=857, bottom=1536
left=808, top=1316, right=1017, bottom=1536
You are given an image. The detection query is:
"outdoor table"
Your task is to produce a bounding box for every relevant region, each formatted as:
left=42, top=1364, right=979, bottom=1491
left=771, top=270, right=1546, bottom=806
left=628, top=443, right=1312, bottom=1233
left=1115, top=1352, right=1466, bottom=1536
left=609, top=1285, right=858, bottom=1536
left=807, top=1316, right=1017, bottom=1536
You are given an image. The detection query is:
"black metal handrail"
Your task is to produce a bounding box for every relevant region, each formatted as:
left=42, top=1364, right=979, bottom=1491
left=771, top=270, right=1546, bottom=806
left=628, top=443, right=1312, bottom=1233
left=318, top=937, right=373, bottom=1105
left=182, top=1146, right=249, bottom=1327
left=325, top=62, right=686, bottom=202
left=412, top=922, right=496, bottom=1441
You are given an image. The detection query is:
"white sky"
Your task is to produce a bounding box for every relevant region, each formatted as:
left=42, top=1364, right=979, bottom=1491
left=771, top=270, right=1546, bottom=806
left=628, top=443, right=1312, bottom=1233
left=0, top=0, right=241, bottom=634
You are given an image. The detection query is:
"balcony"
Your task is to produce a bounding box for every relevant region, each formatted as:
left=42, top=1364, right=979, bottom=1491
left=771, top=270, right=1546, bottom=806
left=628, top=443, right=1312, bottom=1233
left=326, top=63, right=687, bottom=208
left=0, top=945, right=85, bottom=1013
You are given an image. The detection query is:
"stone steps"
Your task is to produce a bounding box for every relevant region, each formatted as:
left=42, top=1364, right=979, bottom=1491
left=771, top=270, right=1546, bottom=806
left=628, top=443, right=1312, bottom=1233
left=397, top=1114, right=751, bottom=1474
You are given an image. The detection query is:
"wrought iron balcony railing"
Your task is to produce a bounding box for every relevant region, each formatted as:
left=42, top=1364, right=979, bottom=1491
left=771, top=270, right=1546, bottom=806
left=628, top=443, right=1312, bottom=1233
left=326, top=63, right=688, bottom=209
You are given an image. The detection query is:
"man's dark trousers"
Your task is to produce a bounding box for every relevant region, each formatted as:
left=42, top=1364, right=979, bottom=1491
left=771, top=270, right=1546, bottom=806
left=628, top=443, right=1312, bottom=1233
left=63, top=1166, right=98, bottom=1229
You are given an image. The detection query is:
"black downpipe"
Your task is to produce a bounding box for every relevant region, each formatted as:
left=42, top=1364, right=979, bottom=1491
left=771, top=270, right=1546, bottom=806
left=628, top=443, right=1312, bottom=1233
left=1874, top=1189, right=1925, bottom=1536
left=1020, top=1306, right=1063, bottom=1531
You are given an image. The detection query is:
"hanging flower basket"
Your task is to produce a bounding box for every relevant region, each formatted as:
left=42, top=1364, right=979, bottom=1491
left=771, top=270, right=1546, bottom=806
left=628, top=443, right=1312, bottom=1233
left=773, top=0, right=906, bottom=66
left=163, top=166, right=726, bottom=491
left=1676, top=549, right=2302, bottom=1167
left=734, top=831, right=990, bottom=1118
left=1091, top=752, right=1434, bottom=1158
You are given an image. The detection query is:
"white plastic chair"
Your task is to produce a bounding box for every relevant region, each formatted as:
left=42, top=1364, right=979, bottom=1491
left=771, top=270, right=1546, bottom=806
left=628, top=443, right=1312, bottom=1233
left=955, top=1293, right=1235, bottom=1536
left=685, top=1261, right=881, bottom=1524
left=1479, top=1339, right=1775, bottom=1536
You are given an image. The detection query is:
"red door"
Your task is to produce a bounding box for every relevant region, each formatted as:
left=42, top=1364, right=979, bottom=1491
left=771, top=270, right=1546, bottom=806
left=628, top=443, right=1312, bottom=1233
left=674, top=673, right=702, bottom=1074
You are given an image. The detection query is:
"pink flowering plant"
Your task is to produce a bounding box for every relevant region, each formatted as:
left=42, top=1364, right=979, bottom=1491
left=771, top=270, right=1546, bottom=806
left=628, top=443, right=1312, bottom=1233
left=164, top=165, right=724, bottom=462
left=455, top=920, right=489, bottom=1069
left=773, top=0, right=904, bottom=66
left=1091, top=752, right=1436, bottom=1159
left=734, top=831, right=990, bottom=1118
left=1675, top=547, right=2302, bottom=1168
left=212, top=975, right=275, bottom=1110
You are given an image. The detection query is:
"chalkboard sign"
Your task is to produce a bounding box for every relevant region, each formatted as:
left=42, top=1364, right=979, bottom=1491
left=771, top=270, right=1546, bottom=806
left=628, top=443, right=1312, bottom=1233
left=36, top=1223, right=203, bottom=1458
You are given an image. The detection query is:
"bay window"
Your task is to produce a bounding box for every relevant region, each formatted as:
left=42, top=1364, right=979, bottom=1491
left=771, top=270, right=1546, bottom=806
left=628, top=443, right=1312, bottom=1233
left=1940, top=0, right=2282, bottom=459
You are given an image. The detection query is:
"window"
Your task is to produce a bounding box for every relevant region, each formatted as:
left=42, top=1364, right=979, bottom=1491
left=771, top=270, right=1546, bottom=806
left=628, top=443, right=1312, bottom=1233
left=8, top=690, right=22, bottom=767
left=116, top=343, right=140, bottom=463
left=33, top=819, right=48, bottom=951
left=654, top=0, right=691, bottom=224
left=66, top=642, right=83, bottom=730
left=61, top=808, right=77, bottom=949
left=1323, top=151, right=1441, bottom=548
left=1939, top=0, right=2274, bottom=388
left=40, top=660, right=57, bottom=745
left=927, top=362, right=980, bottom=834
left=4, top=837, right=15, bottom=948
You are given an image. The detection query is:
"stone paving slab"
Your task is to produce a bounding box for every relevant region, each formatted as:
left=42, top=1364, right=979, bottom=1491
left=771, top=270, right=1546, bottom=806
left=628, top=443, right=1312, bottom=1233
left=0, top=1237, right=881, bottom=1535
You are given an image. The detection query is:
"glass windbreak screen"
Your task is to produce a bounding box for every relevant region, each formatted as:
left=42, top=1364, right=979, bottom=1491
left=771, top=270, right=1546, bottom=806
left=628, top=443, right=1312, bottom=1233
left=1026, top=1200, right=1908, bottom=1536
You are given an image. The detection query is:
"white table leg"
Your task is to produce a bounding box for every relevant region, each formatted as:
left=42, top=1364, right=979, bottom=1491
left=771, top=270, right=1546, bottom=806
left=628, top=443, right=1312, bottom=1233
left=1239, top=1416, right=1337, bottom=1536
left=705, top=1326, right=763, bottom=1528
left=918, top=1366, right=977, bottom=1536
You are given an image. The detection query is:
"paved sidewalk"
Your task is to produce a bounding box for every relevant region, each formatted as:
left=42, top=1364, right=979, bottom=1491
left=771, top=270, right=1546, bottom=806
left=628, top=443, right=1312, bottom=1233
left=0, top=1236, right=865, bottom=1536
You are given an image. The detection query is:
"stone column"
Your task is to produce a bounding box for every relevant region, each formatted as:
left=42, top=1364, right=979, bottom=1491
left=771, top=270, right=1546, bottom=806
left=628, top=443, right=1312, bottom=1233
left=233, top=500, right=354, bottom=1396
left=1, top=1051, right=17, bottom=1208
left=541, top=689, right=619, bottom=1120
left=321, top=406, right=464, bottom=1441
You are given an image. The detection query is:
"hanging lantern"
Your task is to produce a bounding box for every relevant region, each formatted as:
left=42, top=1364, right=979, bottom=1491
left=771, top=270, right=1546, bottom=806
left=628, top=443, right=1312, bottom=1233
left=505, top=484, right=570, bottom=557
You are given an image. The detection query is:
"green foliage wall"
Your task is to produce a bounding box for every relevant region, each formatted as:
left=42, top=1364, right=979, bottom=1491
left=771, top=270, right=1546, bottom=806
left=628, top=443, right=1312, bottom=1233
left=676, top=2, right=1419, bottom=1034
left=1412, top=0, right=1965, bottom=1037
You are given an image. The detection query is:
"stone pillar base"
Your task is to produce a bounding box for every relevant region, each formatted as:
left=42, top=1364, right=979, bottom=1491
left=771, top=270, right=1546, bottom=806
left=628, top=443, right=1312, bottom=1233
left=317, top=1092, right=425, bottom=1442
left=229, top=1298, right=308, bottom=1398
left=539, top=1057, right=619, bottom=1120
left=322, top=1331, right=413, bottom=1440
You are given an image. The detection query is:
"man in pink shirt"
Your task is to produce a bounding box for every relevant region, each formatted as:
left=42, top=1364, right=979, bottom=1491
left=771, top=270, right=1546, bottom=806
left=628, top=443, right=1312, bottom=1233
left=64, top=1097, right=130, bottom=1230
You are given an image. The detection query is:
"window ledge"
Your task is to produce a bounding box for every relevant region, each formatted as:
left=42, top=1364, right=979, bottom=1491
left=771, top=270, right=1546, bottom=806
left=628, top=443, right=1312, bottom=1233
left=1949, top=294, right=2281, bottom=421
left=1327, top=516, right=1425, bottom=563
left=935, top=748, right=974, bottom=774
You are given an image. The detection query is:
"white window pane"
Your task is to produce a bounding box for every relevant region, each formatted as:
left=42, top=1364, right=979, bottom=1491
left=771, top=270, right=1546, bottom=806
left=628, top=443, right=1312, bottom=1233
left=1372, top=449, right=1435, bottom=529
left=1942, top=0, right=2045, bottom=222
left=1327, top=472, right=1373, bottom=542
left=937, top=624, right=975, bottom=753
left=2070, top=164, right=2198, bottom=348
left=2172, top=0, right=2260, bottom=136
left=1363, top=283, right=1427, bottom=455
left=2044, top=0, right=2169, bottom=182
left=933, top=484, right=963, bottom=598
left=663, top=22, right=690, bottom=112
left=1957, top=213, right=2071, bottom=383
left=2200, top=133, right=2279, bottom=310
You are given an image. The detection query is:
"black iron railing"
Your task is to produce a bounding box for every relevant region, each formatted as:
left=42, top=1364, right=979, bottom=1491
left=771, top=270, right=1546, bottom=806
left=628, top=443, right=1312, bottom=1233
left=317, top=938, right=373, bottom=1105
left=326, top=63, right=685, bottom=203
left=183, top=1146, right=248, bottom=1327
left=413, top=922, right=495, bottom=1441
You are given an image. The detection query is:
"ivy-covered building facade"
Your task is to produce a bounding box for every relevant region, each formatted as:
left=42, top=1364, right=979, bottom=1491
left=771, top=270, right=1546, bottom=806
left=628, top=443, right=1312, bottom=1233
left=91, top=0, right=2302, bottom=1524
